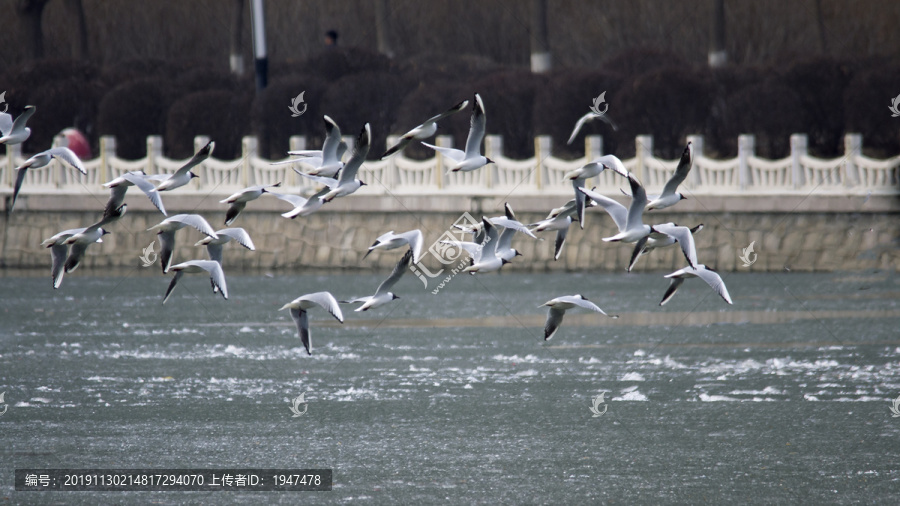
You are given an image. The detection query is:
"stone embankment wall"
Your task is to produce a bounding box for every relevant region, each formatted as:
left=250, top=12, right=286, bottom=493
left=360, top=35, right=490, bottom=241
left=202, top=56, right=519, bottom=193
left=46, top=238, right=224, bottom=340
left=1, top=193, right=898, bottom=274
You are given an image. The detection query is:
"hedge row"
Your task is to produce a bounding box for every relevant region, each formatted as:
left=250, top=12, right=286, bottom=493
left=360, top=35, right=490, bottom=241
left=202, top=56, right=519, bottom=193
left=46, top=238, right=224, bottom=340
left=2, top=47, right=898, bottom=161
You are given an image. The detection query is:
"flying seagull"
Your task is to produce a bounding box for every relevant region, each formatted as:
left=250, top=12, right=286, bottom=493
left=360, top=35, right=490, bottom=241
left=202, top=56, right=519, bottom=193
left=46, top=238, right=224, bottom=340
left=296, top=123, right=371, bottom=203
left=41, top=227, right=97, bottom=289
left=12, top=146, right=87, bottom=211
left=421, top=93, right=493, bottom=173
left=646, top=142, right=693, bottom=211
left=272, top=115, right=346, bottom=177
left=220, top=182, right=282, bottom=225
left=380, top=99, right=469, bottom=159
left=342, top=249, right=412, bottom=312
left=163, top=260, right=228, bottom=304
left=0, top=105, right=36, bottom=145
left=659, top=265, right=733, bottom=306
left=195, top=227, right=255, bottom=264
left=147, top=214, right=218, bottom=273
left=102, top=171, right=167, bottom=218
left=147, top=141, right=214, bottom=191
left=628, top=224, right=703, bottom=272
left=268, top=188, right=327, bottom=219
left=529, top=196, right=596, bottom=261
left=362, top=229, right=423, bottom=265
left=279, top=291, right=345, bottom=356
left=564, top=154, right=630, bottom=229
left=540, top=294, right=618, bottom=341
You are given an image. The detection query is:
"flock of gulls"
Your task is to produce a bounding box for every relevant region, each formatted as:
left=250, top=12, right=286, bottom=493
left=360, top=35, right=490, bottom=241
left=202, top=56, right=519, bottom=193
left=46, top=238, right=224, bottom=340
left=2, top=93, right=732, bottom=355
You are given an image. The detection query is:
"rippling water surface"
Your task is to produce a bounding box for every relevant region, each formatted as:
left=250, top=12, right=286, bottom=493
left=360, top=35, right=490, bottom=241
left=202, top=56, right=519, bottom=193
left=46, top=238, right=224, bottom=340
left=1, top=269, right=899, bottom=503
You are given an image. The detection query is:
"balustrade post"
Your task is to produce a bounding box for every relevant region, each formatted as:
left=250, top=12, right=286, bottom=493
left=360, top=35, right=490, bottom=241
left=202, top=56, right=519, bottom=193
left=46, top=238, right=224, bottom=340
left=194, top=135, right=211, bottom=190
left=243, top=136, right=257, bottom=186
left=484, top=135, right=502, bottom=190
left=844, top=133, right=862, bottom=187
left=686, top=135, right=704, bottom=186
left=435, top=135, right=452, bottom=189
left=790, top=133, right=807, bottom=188
left=635, top=135, right=652, bottom=183
left=535, top=136, right=551, bottom=190
left=738, top=134, right=754, bottom=190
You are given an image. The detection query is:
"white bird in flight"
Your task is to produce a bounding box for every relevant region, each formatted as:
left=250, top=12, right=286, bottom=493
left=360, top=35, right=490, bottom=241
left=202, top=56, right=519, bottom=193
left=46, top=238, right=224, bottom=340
left=380, top=99, right=469, bottom=159
left=362, top=229, right=424, bottom=265
left=102, top=171, right=167, bottom=218
left=296, top=123, right=371, bottom=203
left=565, top=154, right=630, bottom=229
left=12, top=146, right=87, bottom=211
left=645, top=142, right=693, bottom=211
left=147, top=141, right=214, bottom=192
left=147, top=214, right=218, bottom=273
left=421, top=93, right=493, bottom=173
left=540, top=294, right=618, bottom=341
left=163, top=260, right=228, bottom=304
left=0, top=105, right=36, bottom=145
left=342, top=249, right=412, bottom=312
left=659, top=265, right=733, bottom=306
left=279, top=291, right=345, bottom=356
left=220, top=182, right=282, bottom=226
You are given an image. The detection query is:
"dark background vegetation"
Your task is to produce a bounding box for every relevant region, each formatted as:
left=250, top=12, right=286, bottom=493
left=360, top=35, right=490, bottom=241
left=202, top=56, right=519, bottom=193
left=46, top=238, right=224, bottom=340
left=1, top=0, right=898, bottom=161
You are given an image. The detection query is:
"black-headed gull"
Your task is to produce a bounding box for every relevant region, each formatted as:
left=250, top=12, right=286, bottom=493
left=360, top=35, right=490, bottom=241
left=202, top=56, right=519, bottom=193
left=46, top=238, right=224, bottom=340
left=646, top=142, right=692, bottom=211
left=147, top=214, right=218, bottom=273
left=62, top=221, right=112, bottom=274
left=12, top=146, right=87, bottom=211
left=659, top=265, right=732, bottom=306
left=443, top=218, right=509, bottom=274
left=220, top=182, right=282, bottom=225
left=628, top=224, right=703, bottom=272
left=273, top=116, right=346, bottom=177
left=540, top=294, right=618, bottom=341
left=342, top=249, right=412, bottom=312
left=529, top=195, right=595, bottom=261
left=148, top=141, right=214, bottom=191
left=103, top=171, right=167, bottom=217
left=297, top=123, right=371, bottom=202
left=163, top=260, right=228, bottom=304
left=421, top=94, right=493, bottom=173
left=41, top=227, right=94, bottom=289
left=279, top=291, right=345, bottom=355
left=362, top=229, right=423, bottom=265
left=380, top=99, right=469, bottom=159
left=565, top=154, right=629, bottom=229
left=195, top=227, right=255, bottom=264
left=268, top=188, right=327, bottom=219
left=0, top=105, right=36, bottom=145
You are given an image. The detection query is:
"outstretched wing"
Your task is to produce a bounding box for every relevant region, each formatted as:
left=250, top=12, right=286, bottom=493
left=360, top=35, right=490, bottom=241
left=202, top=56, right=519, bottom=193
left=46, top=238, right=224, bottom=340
left=47, top=147, right=86, bottom=174
left=660, top=142, right=693, bottom=198
left=579, top=187, right=627, bottom=232
left=303, top=291, right=345, bottom=323
left=374, top=249, right=413, bottom=296
left=544, top=307, right=566, bottom=340
left=463, top=94, right=486, bottom=158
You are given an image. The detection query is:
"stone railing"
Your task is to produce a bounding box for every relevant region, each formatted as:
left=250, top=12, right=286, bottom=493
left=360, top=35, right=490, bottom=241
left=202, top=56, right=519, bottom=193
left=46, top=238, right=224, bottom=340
left=2, top=133, right=897, bottom=198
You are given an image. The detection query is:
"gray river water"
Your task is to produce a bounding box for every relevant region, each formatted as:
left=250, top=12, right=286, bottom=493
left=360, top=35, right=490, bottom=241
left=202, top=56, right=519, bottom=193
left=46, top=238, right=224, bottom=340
left=0, top=269, right=899, bottom=504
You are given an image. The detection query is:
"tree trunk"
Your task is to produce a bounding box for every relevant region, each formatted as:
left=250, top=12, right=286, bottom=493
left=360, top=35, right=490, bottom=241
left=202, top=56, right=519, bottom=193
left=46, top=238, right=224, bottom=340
left=374, top=0, right=394, bottom=58
left=814, top=0, right=828, bottom=55
left=65, top=0, right=89, bottom=60
left=708, top=0, right=727, bottom=67
left=17, top=0, right=50, bottom=60
left=530, top=0, right=551, bottom=73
